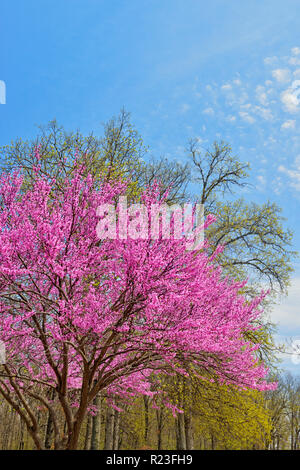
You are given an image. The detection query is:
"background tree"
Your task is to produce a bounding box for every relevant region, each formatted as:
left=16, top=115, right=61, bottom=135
left=0, top=109, right=145, bottom=200
left=186, top=138, right=297, bottom=369
left=187, top=138, right=296, bottom=296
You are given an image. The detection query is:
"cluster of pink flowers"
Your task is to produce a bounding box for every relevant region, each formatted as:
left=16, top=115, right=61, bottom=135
left=0, top=167, right=275, bottom=408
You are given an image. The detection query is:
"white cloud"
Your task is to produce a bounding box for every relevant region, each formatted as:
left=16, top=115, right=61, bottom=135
left=289, top=57, right=300, bottom=66
left=281, top=120, right=296, bottom=130
left=240, top=101, right=273, bottom=121
left=291, top=47, right=300, bottom=56
left=221, top=84, right=232, bottom=91
left=281, top=90, right=299, bottom=112
left=272, top=68, right=292, bottom=84
left=180, top=103, right=190, bottom=113
left=256, top=85, right=268, bottom=105
left=264, top=56, right=278, bottom=65
left=240, top=103, right=251, bottom=110
left=256, top=174, right=266, bottom=188
left=239, top=111, right=255, bottom=124
left=203, top=107, right=214, bottom=116
left=278, top=156, right=300, bottom=190
left=254, top=105, right=273, bottom=121
left=226, top=115, right=236, bottom=122
left=233, top=78, right=242, bottom=86
left=281, top=80, right=300, bottom=113
left=273, top=176, right=283, bottom=195
left=237, top=91, right=249, bottom=105
left=267, top=136, right=277, bottom=145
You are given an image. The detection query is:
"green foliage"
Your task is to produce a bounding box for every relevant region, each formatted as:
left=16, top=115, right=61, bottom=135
left=161, top=374, right=272, bottom=450
left=0, top=109, right=147, bottom=200
left=207, top=198, right=296, bottom=294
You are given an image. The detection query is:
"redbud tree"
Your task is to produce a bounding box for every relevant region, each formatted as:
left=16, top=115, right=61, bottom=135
left=0, top=168, right=275, bottom=449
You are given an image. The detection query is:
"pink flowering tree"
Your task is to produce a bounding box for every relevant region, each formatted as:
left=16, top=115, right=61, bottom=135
left=0, top=168, right=275, bottom=449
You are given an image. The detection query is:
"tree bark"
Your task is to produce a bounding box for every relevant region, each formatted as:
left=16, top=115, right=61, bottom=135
left=44, top=414, right=53, bottom=449
left=175, top=413, right=186, bottom=450
left=113, top=410, right=120, bottom=450
left=143, top=396, right=150, bottom=445
left=84, top=414, right=92, bottom=450
left=184, top=412, right=194, bottom=450
left=44, top=389, right=56, bottom=449
left=90, top=393, right=102, bottom=450
left=156, top=408, right=164, bottom=450
left=104, top=407, right=115, bottom=450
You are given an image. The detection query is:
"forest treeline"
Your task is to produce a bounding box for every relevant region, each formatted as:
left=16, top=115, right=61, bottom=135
left=0, top=372, right=299, bottom=450
left=0, top=110, right=298, bottom=450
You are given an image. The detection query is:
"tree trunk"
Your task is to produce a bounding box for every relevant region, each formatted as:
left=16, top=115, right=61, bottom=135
left=90, top=393, right=102, bottom=450
left=104, top=407, right=115, bottom=450
left=143, top=396, right=150, bottom=445
left=9, top=410, right=17, bottom=450
left=84, top=414, right=93, bottom=450
left=113, top=410, right=120, bottom=450
left=19, top=417, right=25, bottom=450
left=175, top=413, right=186, bottom=450
left=2, top=404, right=10, bottom=450
left=184, top=413, right=194, bottom=450
left=156, top=408, right=164, bottom=450
left=44, top=389, right=56, bottom=449
left=44, top=413, right=54, bottom=449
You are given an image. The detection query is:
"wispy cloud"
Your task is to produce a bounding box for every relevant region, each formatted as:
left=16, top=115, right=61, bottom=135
left=192, top=46, right=300, bottom=196
left=256, top=85, right=268, bottom=106
left=256, top=174, right=266, bottom=191
left=278, top=156, right=300, bottom=190
left=281, top=119, right=296, bottom=130
left=203, top=107, right=214, bottom=116
left=221, top=84, right=232, bottom=91
left=291, top=47, right=300, bottom=56
left=239, top=111, right=255, bottom=124
left=272, top=68, right=292, bottom=84
left=264, top=56, right=278, bottom=66
left=180, top=103, right=191, bottom=113
left=280, top=80, right=300, bottom=113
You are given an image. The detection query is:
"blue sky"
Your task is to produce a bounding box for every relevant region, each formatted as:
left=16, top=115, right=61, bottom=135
left=1, top=0, right=300, bottom=372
